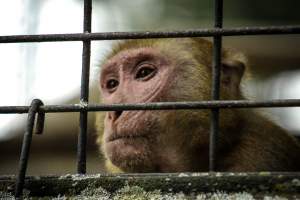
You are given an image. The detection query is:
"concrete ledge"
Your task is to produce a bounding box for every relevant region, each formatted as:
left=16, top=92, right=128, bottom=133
left=1, top=172, right=300, bottom=198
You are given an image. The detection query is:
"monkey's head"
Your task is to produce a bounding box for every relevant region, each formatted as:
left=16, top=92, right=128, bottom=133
left=97, top=38, right=246, bottom=172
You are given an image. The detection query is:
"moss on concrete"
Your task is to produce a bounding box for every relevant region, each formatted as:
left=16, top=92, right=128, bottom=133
left=1, top=186, right=299, bottom=199
left=1, top=173, right=300, bottom=199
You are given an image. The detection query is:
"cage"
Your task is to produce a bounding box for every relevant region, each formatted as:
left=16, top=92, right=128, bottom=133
left=0, top=0, right=300, bottom=199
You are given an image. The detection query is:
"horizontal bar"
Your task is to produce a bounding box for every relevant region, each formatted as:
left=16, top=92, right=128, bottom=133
left=0, top=25, right=299, bottom=43
left=0, top=99, right=300, bottom=114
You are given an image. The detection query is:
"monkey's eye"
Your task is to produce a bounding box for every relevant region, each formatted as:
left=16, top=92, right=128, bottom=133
left=135, top=65, right=156, bottom=80
left=106, top=79, right=119, bottom=92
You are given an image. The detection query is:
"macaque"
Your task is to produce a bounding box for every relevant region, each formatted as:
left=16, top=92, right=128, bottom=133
left=95, top=38, right=300, bottom=173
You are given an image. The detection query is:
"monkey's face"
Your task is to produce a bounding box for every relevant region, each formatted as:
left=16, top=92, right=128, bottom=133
left=99, top=47, right=178, bottom=172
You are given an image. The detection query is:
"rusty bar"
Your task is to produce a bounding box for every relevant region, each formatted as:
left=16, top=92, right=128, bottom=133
left=1, top=99, right=300, bottom=114
left=210, top=0, right=223, bottom=172
left=15, top=99, right=45, bottom=198
left=77, top=0, right=92, bottom=174
left=0, top=26, right=299, bottom=43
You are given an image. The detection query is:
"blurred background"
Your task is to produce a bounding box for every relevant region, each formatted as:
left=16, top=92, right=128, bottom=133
left=0, top=0, right=300, bottom=175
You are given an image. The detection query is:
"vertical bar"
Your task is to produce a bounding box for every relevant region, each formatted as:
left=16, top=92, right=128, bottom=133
left=77, top=0, right=92, bottom=174
left=15, top=99, right=44, bottom=198
left=209, top=0, right=223, bottom=171
left=15, top=112, right=36, bottom=198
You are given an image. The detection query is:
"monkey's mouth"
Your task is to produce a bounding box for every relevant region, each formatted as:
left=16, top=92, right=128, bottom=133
left=107, top=134, right=148, bottom=142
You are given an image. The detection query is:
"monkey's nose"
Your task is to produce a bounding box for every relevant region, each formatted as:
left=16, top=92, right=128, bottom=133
left=108, top=111, right=123, bottom=121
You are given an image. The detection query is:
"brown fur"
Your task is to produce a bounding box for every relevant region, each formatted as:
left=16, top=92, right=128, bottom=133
left=96, top=38, right=300, bottom=172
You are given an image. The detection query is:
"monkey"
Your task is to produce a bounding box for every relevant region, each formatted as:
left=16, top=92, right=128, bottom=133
left=95, top=38, right=300, bottom=173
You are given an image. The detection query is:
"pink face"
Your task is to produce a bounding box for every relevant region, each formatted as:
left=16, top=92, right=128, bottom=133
left=99, top=47, right=174, bottom=172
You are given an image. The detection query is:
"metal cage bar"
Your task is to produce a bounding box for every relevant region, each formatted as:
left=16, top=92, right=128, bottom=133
left=209, top=0, right=223, bottom=172
left=77, top=0, right=92, bottom=174
left=15, top=99, right=45, bottom=198
left=1, top=26, right=299, bottom=43
left=1, top=99, right=300, bottom=114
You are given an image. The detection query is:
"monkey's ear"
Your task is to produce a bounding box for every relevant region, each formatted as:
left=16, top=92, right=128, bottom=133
left=221, top=60, right=245, bottom=88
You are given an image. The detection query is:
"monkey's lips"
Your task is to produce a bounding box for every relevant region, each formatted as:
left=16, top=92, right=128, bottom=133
left=107, top=133, right=148, bottom=142
left=104, top=132, right=155, bottom=172
left=105, top=110, right=155, bottom=143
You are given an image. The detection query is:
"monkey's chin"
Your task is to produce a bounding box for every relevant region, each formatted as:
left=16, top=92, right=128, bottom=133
left=104, top=137, right=155, bottom=172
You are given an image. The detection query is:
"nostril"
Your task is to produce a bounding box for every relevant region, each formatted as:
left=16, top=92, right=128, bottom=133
left=115, top=111, right=122, bottom=120
left=108, top=111, right=123, bottom=121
